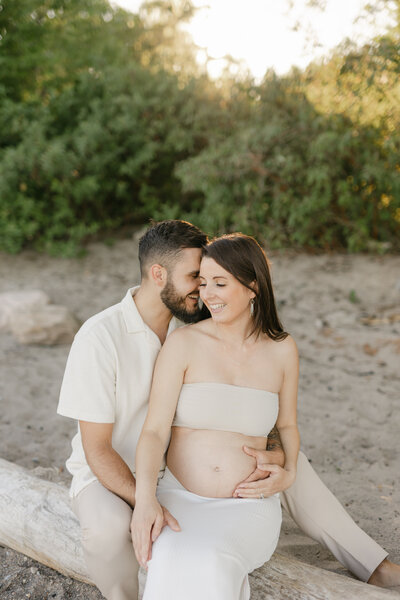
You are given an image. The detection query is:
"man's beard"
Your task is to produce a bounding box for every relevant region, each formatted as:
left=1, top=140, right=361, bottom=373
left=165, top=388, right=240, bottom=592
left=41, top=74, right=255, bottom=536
left=160, top=279, right=207, bottom=324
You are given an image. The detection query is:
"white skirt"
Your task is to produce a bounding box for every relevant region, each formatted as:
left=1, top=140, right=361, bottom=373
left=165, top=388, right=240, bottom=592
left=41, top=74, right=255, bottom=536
left=143, top=467, right=282, bottom=600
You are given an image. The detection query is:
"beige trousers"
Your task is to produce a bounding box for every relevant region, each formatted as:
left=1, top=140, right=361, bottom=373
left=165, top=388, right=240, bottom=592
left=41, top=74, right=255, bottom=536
left=71, top=480, right=139, bottom=600
left=280, top=452, right=387, bottom=582
left=72, top=451, right=388, bottom=600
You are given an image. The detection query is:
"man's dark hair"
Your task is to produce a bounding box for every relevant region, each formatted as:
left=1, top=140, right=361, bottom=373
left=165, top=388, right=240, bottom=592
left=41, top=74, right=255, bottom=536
left=138, top=220, right=208, bottom=278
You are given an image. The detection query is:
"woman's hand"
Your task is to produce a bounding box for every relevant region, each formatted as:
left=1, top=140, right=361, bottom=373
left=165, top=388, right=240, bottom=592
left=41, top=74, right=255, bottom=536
left=131, top=497, right=163, bottom=567
left=131, top=498, right=180, bottom=568
left=237, top=445, right=286, bottom=486
left=233, top=464, right=296, bottom=498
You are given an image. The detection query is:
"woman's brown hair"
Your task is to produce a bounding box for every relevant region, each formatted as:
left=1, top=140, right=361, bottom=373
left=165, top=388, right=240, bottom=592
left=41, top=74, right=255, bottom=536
left=202, top=234, right=288, bottom=341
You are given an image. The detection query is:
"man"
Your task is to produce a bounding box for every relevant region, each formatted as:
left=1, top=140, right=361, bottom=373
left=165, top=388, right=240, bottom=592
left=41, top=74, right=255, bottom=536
left=58, top=220, right=398, bottom=600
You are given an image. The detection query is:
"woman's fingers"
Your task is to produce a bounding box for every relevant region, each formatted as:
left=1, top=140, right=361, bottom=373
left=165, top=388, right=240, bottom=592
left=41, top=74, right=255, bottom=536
left=235, top=488, right=274, bottom=498
left=235, top=481, right=275, bottom=498
left=131, top=503, right=180, bottom=567
left=151, top=513, right=164, bottom=542
left=131, top=517, right=153, bottom=567
left=237, top=480, right=270, bottom=490
left=162, top=507, right=181, bottom=532
left=137, top=527, right=151, bottom=567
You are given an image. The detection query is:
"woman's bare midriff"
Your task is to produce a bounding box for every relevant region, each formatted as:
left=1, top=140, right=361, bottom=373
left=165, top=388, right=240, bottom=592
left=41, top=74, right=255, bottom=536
left=166, top=426, right=267, bottom=498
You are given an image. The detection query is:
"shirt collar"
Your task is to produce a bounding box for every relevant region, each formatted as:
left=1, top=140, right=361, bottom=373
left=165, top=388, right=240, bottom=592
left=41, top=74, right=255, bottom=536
left=121, top=287, right=181, bottom=336
left=121, top=287, right=146, bottom=334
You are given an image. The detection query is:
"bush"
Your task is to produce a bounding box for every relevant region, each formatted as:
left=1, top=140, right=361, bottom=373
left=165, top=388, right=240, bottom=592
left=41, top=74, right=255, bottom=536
left=172, top=77, right=400, bottom=251
left=1, top=1, right=399, bottom=254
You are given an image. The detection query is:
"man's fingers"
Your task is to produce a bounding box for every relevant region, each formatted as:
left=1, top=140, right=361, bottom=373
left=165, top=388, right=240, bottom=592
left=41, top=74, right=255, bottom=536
left=234, top=464, right=290, bottom=497
left=234, top=462, right=275, bottom=492
left=258, top=463, right=275, bottom=471
left=240, top=468, right=271, bottom=484
left=243, top=446, right=278, bottom=470
left=242, top=445, right=260, bottom=458
left=257, top=463, right=279, bottom=472
left=241, top=472, right=260, bottom=483
left=235, top=471, right=257, bottom=487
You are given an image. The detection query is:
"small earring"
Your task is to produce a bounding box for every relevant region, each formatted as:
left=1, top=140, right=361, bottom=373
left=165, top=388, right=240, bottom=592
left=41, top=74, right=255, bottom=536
left=198, top=298, right=204, bottom=310
left=250, top=298, right=255, bottom=316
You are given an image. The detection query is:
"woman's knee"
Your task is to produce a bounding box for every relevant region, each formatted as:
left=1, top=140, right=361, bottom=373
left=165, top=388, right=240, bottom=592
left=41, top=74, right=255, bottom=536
left=146, top=543, right=244, bottom=600
left=152, top=534, right=236, bottom=573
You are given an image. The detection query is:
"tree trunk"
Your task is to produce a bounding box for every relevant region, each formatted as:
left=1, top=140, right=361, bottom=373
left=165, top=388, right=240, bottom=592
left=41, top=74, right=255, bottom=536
left=0, top=458, right=397, bottom=599
left=0, top=458, right=90, bottom=584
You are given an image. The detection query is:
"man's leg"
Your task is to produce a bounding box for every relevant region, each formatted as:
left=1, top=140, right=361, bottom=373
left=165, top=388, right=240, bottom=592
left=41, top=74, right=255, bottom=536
left=72, top=480, right=139, bottom=600
left=280, top=451, right=388, bottom=582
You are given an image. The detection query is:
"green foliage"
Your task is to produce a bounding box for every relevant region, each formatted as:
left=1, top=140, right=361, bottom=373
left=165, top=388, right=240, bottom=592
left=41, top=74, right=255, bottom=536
left=174, top=76, right=400, bottom=251
left=0, top=61, right=223, bottom=254
left=0, top=0, right=399, bottom=255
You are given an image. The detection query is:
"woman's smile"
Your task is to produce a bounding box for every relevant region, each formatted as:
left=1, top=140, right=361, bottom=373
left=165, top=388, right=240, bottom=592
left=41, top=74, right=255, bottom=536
left=208, top=303, right=226, bottom=313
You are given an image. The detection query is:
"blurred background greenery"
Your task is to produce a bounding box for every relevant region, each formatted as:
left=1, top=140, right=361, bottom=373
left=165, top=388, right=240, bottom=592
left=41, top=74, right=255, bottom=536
left=0, top=0, right=399, bottom=255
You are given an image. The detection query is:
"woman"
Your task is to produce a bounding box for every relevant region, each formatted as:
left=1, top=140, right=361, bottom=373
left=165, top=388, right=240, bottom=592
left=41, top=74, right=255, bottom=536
left=132, top=233, right=300, bottom=599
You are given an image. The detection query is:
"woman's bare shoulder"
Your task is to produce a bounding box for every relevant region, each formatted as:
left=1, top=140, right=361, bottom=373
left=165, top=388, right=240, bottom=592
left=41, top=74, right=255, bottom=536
left=274, top=336, right=299, bottom=375
left=266, top=333, right=298, bottom=359
left=165, top=318, right=213, bottom=346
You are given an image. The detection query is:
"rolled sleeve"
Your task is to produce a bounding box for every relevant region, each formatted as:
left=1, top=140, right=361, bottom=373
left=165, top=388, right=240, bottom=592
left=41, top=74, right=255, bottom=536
left=57, top=329, right=116, bottom=423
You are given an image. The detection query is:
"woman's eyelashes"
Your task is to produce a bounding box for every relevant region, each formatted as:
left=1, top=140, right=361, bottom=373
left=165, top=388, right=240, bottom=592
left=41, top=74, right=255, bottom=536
left=198, top=283, right=226, bottom=288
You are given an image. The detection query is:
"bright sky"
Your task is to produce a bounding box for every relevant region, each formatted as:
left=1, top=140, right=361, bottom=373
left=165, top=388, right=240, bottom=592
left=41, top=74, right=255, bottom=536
left=112, top=0, right=391, bottom=78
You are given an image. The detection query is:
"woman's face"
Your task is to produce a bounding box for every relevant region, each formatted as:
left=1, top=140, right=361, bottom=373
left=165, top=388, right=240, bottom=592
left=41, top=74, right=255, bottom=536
left=199, top=257, right=255, bottom=324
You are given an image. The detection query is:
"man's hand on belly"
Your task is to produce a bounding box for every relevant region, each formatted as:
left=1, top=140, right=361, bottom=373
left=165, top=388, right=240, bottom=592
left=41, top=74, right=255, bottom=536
left=232, top=445, right=286, bottom=497
left=233, top=463, right=296, bottom=498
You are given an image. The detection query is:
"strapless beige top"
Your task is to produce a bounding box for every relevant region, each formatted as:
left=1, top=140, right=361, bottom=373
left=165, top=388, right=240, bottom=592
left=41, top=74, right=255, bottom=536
left=172, top=382, right=279, bottom=437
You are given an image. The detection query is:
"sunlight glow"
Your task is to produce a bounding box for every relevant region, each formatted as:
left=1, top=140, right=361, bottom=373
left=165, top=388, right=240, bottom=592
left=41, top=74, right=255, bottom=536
left=112, top=0, right=392, bottom=78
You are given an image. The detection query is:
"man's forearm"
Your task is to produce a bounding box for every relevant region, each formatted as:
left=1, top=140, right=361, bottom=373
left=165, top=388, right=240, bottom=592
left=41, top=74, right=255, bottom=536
left=86, top=445, right=136, bottom=507
left=266, top=425, right=283, bottom=451
left=264, top=426, right=285, bottom=467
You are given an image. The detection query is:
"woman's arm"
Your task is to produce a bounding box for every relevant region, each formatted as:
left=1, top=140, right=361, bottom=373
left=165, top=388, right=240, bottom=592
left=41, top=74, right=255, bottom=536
left=234, top=336, right=299, bottom=498
left=131, top=328, right=188, bottom=567
left=275, top=335, right=300, bottom=486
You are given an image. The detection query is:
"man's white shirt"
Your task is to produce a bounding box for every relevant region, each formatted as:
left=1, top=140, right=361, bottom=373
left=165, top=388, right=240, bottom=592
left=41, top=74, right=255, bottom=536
left=57, top=287, right=180, bottom=497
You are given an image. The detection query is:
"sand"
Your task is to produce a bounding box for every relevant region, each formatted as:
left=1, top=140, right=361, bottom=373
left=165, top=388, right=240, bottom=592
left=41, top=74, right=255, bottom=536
left=0, top=236, right=399, bottom=598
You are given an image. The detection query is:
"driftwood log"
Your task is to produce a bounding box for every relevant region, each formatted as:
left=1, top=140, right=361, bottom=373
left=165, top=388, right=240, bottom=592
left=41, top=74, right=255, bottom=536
left=0, top=458, right=90, bottom=583
left=0, top=458, right=398, bottom=599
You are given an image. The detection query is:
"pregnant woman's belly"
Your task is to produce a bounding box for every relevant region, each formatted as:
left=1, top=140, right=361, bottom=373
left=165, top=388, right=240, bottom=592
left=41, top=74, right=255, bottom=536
left=166, top=427, right=267, bottom=498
